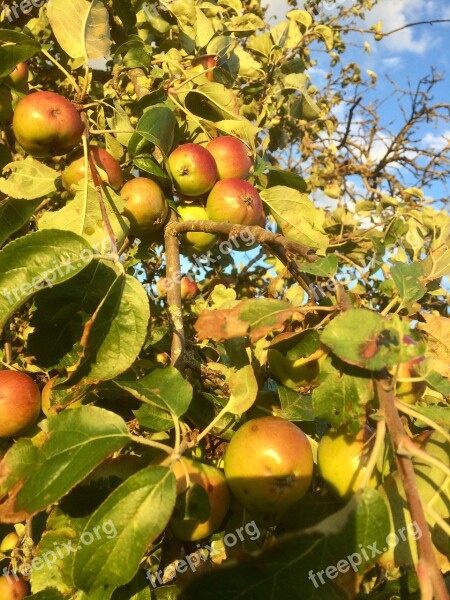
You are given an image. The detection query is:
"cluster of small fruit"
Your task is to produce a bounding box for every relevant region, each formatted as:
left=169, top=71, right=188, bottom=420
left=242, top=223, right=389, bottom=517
left=3, top=66, right=263, bottom=258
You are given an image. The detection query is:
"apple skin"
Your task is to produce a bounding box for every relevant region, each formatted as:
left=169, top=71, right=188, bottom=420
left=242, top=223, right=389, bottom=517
left=62, top=146, right=123, bottom=193
left=8, top=62, right=29, bottom=89
left=121, top=177, right=169, bottom=236
left=318, top=425, right=379, bottom=500
left=0, top=576, right=30, bottom=599
left=224, top=416, right=314, bottom=517
left=177, top=203, right=217, bottom=255
left=0, top=371, right=41, bottom=438
left=0, top=531, right=19, bottom=553
left=168, top=144, right=218, bottom=196
left=206, top=136, right=252, bottom=180
left=0, top=87, right=13, bottom=122
left=170, top=457, right=231, bottom=541
left=268, top=347, right=326, bottom=391
left=12, top=91, right=84, bottom=158
left=206, top=179, right=263, bottom=226
left=156, top=276, right=199, bottom=300
left=394, top=361, right=426, bottom=405
left=192, top=55, right=217, bottom=82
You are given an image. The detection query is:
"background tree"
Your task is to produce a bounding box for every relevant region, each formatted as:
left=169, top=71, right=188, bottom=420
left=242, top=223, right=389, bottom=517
left=0, top=0, right=449, bottom=599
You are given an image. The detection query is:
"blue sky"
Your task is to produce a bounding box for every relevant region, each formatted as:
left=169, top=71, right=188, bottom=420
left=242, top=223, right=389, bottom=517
left=265, top=0, right=450, bottom=203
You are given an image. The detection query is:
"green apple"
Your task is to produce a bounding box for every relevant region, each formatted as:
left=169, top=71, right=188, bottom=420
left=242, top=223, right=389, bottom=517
left=121, top=177, right=169, bottom=236
left=177, top=203, right=217, bottom=255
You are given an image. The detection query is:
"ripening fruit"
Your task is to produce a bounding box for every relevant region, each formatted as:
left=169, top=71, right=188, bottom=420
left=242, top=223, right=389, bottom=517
left=156, top=276, right=199, bottom=300
left=0, top=532, right=19, bottom=553
left=393, top=361, right=426, bottom=405
left=62, top=146, right=123, bottom=193
left=0, top=371, right=41, bottom=438
left=177, top=203, right=217, bottom=255
left=170, top=457, right=231, bottom=541
left=168, top=143, right=218, bottom=196
left=7, top=62, right=29, bottom=89
left=0, top=87, right=13, bottom=122
left=318, top=425, right=379, bottom=499
left=0, top=575, right=30, bottom=599
left=12, top=91, right=84, bottom=157
left=206, top=136, right=252, bottom=180
left=206, top=179, right=263, bottom=226
left=191, top=55, right=217, bottom=82
left=121, top=177, right=169, bottom=236
left=224, top=416, right=314, bottom=516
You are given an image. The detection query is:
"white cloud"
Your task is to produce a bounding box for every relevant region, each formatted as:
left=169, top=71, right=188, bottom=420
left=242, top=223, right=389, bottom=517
left=422, top=130, right=450, bottom=151
left=364, top=0, right=436, bottom=55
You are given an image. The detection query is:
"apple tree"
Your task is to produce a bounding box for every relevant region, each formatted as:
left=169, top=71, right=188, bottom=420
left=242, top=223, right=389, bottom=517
left=0, top=0, right=449, bottom=598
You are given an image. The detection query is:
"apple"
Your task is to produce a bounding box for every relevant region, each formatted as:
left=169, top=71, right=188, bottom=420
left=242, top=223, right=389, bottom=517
left=393, top=360, right=426, bottom=405
left=0, top=531, right=19, bottom=553
left=206, top=179, right=263, bottom=226
left=156, top=276, right=199, bottom=300
left=0, top=576, right=30, bottom=599
left=13, top=91, right=84, bottom=158
left=192, top=55, right=217, bottom=82
left=7, top=62, right=29, bottom=89
left=0, top=371, right=41, bottom=438
left=177, top=203, right=217, bottom=256
left=317, top=425, right=379, bottom=499
left=206, top=136, right=252, bottom=180
left=62, top=146, right=123, bottom=193
left=224, top=416, right=313, bottom=516
left=0, top=87, right=13, bottom=122
left=170, top=457, right=230, bottom=541
left=167, top=144, right=218, bottom=196
left=121, top=177, right=169, bottom=236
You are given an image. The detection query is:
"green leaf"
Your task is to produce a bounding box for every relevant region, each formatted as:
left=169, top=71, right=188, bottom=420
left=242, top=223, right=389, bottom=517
left=277, top=388, right=316, bottom=421
left=227, top=364, right=258, bottom=414
left=414, top=431, right=450, bottom=519
left=0, top=407, right=130, bottom=521
left=0, top=31, right=40, bottom=77
left=38, top=184, right=129, bottom=250
left=314, top=24, right=334, bottom=51
left=260, top=186, right=328, bottom=253
left=184, top=83, right=242, bottom=121
left=47, top=0, right=111, bottom=60
left=300, top=255, right=338, bottom=278
left=0, top=230, right=94, bottom=329
left=117, top=367, right=193, bottom=431
left=0, top=158, right=59, bottom=199
left=391, top=261, right=426, bottom=307
left=0, top=198, right=40, bottom=247
left=133, top=156, right=170, bottom=180
left=111, top=570, right=154, bottom=599
left=225, top=14, right=264, bottom=33
left=72, top=466, right=176, bottom=592
left=321, top=309, right=404, bottom=370
left=266, top=168, right=307, bottom=193
left=180, top=488, right=389, bottom=599
left=130, top=106, right=177, bottom=159
left=173, top=483, right=210, bottom=521
left=69, top=274, right=150, bottom=383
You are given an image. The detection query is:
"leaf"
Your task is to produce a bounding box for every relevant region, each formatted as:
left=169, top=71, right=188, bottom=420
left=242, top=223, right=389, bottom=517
left=419, top=314, right=450, bottom=379
left=0, top=198, right=40, bottom=247
left=315, top=24, right=334, bottom=51
left=287, top=9, right=313, bottom=30
left=72, top=466, right=176, bottom=592
left=266, top=168, right=307, bottom=193
left=38, top=184, right=129, bottom=250
left=277, top=388, right=316, bottom=421
left=180, top=488, right=389, bottom=599
left=184, top=83, right=242, bottom=121
left=225, top=14, right=264, bottom=32
left=300, top=255, right=338, bottom=278
left=213, top=120, right=261, bottom=154
left=261, top=186, right=328, bottom=253
left=321, top=309, right=405, bottom=371
left=195, top=299, right=304, bottom=343
left=0, top=230, right=94, bottom=329
left=69, top=274, right=150, bottom=383
left=227, top=364, right=258, bottom=414
left=195, top=7, right=215, bottom=47
left=0, top=407, right=130, bottom=521
left=116, top=367, right=193, bottom=431
left=414, top=432, right=450, bottom=519
left=391, top=261, right=426, bottom=307
left=129, top=106, right=177, bottom=159
left=47, top=0, right=111, bottom=60
left=0, top=31, right=40, bottom=77
left=0, top=158, right=59, bottom=199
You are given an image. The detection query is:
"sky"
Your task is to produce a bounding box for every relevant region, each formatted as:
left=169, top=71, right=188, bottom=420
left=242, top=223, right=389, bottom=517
left=265, top=0, right=450, bottom=204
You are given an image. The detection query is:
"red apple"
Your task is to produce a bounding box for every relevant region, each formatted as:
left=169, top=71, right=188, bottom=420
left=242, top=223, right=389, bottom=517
left=167, top=144, right=218, bottom=196
left=206, top=136, right=252, bottom=180
left=181, top=276, right=199, bottom=300
left=121, top=177, right=169, bottom=236
left=0, top=87, right=13, bottom=122
left=192, top=55, right=217, bottom=82
left=12, top=91, right=84, bottom=158
left=0, top=576, right=30, bottom=599
left=206, top=179, right=263, bottom=226
left=224, top=416, right=314, bottom=516
left=62, top=146, right=123, bottom=193
left=8, top=62, right=29, bottom=89
left=0, top=371, right=41, bottom=438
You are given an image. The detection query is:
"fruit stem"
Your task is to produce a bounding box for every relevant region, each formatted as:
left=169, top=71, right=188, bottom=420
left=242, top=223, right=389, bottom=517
left=358, top=417, right=386, bottom=489
left=41, top=49, right=81, bottom=94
